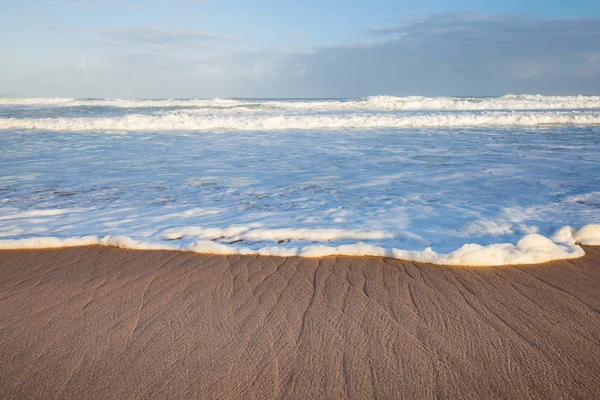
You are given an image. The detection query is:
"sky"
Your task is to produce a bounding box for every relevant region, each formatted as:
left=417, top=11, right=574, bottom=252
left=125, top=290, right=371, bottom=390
left=1, top=0, right=600, bottom=98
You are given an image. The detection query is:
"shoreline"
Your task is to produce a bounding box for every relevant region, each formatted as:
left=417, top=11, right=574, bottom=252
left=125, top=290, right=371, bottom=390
left=1, top=245, right=599, bottom=398
left=1, top=224, right=598, bottom=266
left=0, top=241, right=591, bottom=267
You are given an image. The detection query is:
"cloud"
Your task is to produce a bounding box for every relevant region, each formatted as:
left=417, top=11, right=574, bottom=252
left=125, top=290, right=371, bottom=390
left=45, top=25, right=239, bottom=52
left=266, top=13, right=600, bottom=97
left=369, top=12, right=600, bottom=39
left=103, top=28, right=238, bottom=49
left=9, top=13, right=600, bottom=97
left=9, top=48, right=286, bottom=98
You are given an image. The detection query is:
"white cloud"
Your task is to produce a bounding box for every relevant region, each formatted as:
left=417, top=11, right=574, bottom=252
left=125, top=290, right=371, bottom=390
left=7, top=13, right=600, bottom=97
left=103, top=28, right=238, bottom=49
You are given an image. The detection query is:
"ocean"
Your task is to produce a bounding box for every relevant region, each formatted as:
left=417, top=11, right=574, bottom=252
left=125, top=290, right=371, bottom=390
left=1, top=95, right=599, bottom=265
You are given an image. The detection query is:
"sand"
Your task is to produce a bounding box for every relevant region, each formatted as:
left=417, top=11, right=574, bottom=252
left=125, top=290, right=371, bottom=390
left=0, top=246, right=599, bottom=399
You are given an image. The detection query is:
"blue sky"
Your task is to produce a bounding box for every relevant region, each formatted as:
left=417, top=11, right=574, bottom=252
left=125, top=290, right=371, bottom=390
left=1, top=0, right=600, bottom=97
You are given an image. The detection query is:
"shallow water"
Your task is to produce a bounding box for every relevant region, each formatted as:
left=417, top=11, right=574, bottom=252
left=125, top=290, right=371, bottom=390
left=1, top=96, right=599, bottom=264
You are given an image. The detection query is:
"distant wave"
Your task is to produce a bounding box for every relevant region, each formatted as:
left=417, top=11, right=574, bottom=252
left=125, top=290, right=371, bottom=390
left=2, top=95, right=600, bottom=111
left=2, top=110, right=600, bottom=131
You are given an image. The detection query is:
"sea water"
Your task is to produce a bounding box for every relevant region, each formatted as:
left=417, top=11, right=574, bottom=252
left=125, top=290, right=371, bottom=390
left=1, top=95, right=599, bottom=265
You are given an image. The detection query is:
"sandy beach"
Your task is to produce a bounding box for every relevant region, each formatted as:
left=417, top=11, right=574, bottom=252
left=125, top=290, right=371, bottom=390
left=0, top=246, right=598, bottom=399
left=3, top=0, right=600, bottom=398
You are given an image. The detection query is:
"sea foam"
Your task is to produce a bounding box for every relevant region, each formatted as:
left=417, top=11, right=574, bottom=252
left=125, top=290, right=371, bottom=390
left=0, top=225, right=597, bottom=266
left=2, top=110, right=600, bottom=132
left=2, top=94, right=600, bottom=111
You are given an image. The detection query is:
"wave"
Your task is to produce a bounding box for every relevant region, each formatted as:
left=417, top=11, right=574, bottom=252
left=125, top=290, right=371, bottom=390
left=2, top=95, right=600, bottom=111
left=1, top=224, right=598, bottom=266
left=273, top=95, right=600, bottom=112
left=2, top=110, right=600, bottom=131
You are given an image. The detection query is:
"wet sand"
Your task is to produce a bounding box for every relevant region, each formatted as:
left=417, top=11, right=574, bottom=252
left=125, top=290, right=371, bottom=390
left=1, top=246, right=599, bottom=399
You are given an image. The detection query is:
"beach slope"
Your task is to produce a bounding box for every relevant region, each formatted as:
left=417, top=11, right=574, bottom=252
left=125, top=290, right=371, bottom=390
left=1, top=246, right=599, bottom=399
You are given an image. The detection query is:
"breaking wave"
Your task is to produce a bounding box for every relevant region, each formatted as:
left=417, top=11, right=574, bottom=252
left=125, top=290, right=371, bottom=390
left=2, top=94, right=600, bottom=111
left=2, top=110, right=600, bottom=131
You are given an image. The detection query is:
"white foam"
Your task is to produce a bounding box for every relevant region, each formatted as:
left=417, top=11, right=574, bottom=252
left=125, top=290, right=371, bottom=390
left=0, top=208, right=82, bottom=221
left=295, top=233, right=586, bottom=266
left=463, top=220, right=515, bottom=236
left=265, top=95, right=600, bottom=112
left=2, top=95, right=600, bottom=111
left=160, top=226, right=393, bottom=243
left=0, top=236, right=176, bottom=251
left=573, top=224, right=600, bottom=245
left=2, top=110, right=600, bottom=131
left=0, top=97, right=77, bottom=106
left=0, top=97, right=244, bottom=108
left=160, top=226, right=251, bottom=241
left=1, top=224, right=598, bottom=266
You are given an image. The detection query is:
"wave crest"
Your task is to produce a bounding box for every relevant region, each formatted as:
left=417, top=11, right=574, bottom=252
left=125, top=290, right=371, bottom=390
left=2, top=94, right=600, bottom=111
left=2, top=110, right=599, bottom=131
